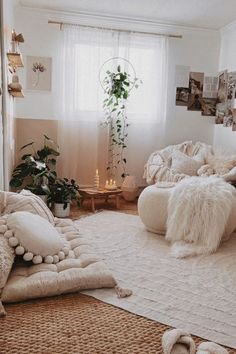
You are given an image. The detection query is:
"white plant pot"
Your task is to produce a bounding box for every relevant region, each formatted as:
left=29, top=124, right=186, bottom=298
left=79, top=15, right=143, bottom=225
left=121, top=176, right=138, bottom=202
left=54, top=203, right=70, bottom=218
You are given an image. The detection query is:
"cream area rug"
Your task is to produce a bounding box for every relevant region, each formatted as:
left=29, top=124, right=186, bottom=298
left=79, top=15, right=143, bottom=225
left=75, top=211, right=236, bottom=349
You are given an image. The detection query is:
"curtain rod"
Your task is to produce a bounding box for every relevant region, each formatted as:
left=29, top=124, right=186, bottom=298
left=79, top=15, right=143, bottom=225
left=48, top=20, right=183, bottom=39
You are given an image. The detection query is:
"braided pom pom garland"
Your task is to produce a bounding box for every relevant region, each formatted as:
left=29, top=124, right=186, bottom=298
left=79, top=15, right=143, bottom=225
left=2, top=221, right=68, bottom=265
left=33, top=255, right=43, bottom=265
left=9, top=236, right=19, bottom=247
left=23, top=252, right=34, bottom=261
left=44, top=255, right=54, bottom=264
left=15, top=245, right=25, bottom=255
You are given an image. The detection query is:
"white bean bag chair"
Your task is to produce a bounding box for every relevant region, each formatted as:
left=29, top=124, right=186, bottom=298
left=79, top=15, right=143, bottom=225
left=138, top=182, right=236, bottom=238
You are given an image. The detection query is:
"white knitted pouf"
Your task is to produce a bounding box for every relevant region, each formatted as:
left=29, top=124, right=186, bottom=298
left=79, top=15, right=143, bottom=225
left=138, top=182, right=176, bottom=234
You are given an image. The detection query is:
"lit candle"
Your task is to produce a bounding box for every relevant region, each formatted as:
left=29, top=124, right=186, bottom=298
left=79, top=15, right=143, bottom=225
left=94, top=169, right=99, bottom=189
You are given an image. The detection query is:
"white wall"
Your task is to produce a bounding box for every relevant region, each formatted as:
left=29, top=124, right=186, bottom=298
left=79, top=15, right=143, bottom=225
left=1, top=0, right=16, bottom=189
left=166, top=31, right=219, bottom=145
left=15, top=6, right=220, bottom=142
left=213, top=23, right=236, bottom=153
left=15, top=7, right=60, bottom=119
left=14, top=6, right=220, bottom=186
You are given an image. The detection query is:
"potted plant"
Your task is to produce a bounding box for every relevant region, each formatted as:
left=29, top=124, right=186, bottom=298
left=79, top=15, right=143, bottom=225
left=102, top=64, right=141, bottom=179
left=10, top=135, right=59, bottom=201
left=47, top=178, right=80, bottom=218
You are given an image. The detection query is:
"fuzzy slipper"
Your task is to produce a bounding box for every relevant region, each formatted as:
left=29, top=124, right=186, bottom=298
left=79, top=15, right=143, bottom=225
left=162, top=329, right=196, bottom=354
left=197, top=342, right=228, bottom=354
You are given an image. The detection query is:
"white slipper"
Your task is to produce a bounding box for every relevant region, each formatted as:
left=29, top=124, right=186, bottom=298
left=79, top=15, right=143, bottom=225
left=162, top=329, right=196, bottom=354
left=197, top=342, right=228, bottom=354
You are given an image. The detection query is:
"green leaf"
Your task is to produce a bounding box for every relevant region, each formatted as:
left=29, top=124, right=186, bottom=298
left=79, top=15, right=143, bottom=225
left=9, top=178, right=23, bottom=187
left=20, top=141, right=34, bottom=150
left=21, top=154, right=32, bottom=161
left=117, top=65, right=121, bottom=72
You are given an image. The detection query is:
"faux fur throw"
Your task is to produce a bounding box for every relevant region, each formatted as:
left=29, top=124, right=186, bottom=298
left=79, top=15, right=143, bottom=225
left=166, top=176, right=235, bottom=258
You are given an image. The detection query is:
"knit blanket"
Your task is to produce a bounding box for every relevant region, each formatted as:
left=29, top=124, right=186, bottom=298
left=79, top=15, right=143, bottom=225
left=166, top=176, right=236, bottom=258
left=143, top=141, right=212, bottom=184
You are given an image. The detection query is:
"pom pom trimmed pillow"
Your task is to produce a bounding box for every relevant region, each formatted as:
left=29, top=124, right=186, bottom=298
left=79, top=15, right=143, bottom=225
left=6, top=211, right=69, bottom=264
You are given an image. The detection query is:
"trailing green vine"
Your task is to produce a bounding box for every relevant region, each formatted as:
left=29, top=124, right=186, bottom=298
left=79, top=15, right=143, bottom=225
left=102, top=65, right=141, bottom=178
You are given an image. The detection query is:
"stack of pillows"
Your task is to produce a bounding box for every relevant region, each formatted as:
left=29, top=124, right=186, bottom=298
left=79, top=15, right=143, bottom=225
left=0, top=189, right=70, bottom=315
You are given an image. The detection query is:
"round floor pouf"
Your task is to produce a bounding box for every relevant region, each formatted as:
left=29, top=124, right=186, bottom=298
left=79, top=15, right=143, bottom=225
left=138, top=183, right=176, bottom=234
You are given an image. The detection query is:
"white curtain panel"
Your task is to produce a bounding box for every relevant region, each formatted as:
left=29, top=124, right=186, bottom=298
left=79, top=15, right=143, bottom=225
left=55, top=25, right=168, bottom=186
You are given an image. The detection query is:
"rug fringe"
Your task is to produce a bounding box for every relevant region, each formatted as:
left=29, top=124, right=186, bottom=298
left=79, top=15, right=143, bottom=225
left=115, top=285, right=132, bottom=298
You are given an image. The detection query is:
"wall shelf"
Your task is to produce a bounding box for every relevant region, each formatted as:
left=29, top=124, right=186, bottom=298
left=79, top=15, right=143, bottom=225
left=7, top=52, right=24, bottom=69
left=8, top=89, right=24, bottom=98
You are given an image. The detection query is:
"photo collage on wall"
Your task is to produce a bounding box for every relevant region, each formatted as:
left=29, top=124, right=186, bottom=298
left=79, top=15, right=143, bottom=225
left=175, top=65, right=236, bottom=132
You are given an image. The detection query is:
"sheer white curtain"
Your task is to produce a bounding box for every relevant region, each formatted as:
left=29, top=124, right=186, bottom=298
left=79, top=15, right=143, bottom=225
left=55, top=25, right=168, bottom=186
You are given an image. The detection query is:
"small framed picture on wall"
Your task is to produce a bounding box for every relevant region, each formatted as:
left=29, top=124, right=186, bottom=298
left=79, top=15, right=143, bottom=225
left=26, top=56, right=52, bottom=91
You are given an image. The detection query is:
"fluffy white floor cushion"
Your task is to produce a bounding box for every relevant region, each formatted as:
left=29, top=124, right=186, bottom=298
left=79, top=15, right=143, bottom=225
left=1, top=218, right=116, bottom=303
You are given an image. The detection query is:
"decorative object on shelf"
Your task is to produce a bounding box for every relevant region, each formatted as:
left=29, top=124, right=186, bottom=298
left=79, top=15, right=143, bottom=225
left=121, top=175, right=138, bottom=201
left=26, top=56, right=52, bottom=91
left=100, top=57, right=141, bottom=179
left=94, top=169, right=99, bottom=190
left=7, top=29, right=24, bottom=72
left=47, top=178, right=80, bottom=218
left=105, top=179, right=117, bottom=190
left=10, top=135, right=59, bottom=198
left=8, top=74, right=24, bottom=97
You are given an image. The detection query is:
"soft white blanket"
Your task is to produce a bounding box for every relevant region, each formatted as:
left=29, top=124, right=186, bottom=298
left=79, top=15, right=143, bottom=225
left=166, top=176, right=236, bottom=258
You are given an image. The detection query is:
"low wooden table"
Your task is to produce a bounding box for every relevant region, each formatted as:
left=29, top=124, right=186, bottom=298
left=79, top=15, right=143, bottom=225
left=79, top=188, right=122, bottom=212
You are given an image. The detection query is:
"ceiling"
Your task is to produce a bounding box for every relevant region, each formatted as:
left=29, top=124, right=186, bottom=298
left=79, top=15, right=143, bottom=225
left=19, top=0, right=236, bottom=30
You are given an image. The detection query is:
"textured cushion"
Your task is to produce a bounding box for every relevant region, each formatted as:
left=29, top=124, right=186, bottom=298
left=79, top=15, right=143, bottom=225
left=171, top=150, right=203, bottom=176
left=6, top=212, right=66, bottom=264
left=3, top=190, right=54, bottom=225
left=2, top=218, right=116, bottom=303
left=0, top=216, right=15, bottom=315
left=138, top=183, right=175, bottom=234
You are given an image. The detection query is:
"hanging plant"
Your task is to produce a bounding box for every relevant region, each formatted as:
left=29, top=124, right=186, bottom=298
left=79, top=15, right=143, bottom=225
left=101, top=59, right=141, bottom=178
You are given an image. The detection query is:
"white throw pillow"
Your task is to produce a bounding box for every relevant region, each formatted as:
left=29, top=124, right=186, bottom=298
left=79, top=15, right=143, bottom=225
left=3, top=190, right=54, bottom=225
left=6, top=212, right=69, bottom=264
left=171, top=150, right=203, bottom=176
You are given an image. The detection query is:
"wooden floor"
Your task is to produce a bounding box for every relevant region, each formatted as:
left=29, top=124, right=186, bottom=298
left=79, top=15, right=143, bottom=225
left=70, top=195, right=138, bottom=219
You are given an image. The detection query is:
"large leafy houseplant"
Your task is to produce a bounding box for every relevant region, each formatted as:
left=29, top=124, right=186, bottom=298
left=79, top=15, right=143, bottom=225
left=10, top=135, right=59, bottom=195
left=47, top=178, right=80, bottom=210
left=102, top=64, right=141, bottom=178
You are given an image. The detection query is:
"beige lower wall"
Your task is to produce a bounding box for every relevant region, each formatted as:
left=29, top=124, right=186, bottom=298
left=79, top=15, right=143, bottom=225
left=15, top=118, right=58, bottom=165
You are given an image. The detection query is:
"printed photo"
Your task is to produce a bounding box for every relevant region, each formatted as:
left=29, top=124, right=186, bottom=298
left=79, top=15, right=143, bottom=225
left=201, top=98, right=217, bottom=116
left=232, top=110, right=236, bottom=131
left=188, top=72, right=204, bottom=111
left=216, top=70, right=227, bottom=104
left=176, top=87, right=189, bottom=106
left=26, top=56, right=52, bottom=91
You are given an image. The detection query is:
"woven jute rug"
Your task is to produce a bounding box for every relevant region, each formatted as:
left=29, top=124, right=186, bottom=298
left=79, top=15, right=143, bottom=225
left=1, top=293, right=235, bottom=354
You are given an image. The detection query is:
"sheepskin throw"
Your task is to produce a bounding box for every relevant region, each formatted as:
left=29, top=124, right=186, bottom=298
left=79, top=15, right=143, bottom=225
left=166, top=176, right=236, bottom=258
